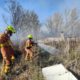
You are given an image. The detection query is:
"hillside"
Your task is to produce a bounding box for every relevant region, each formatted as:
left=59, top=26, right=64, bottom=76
left=0, top=38, right=80, bottom=80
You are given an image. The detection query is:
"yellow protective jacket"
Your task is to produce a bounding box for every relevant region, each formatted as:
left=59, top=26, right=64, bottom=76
left=0, top=33, right=14, bottom=48
left=0, top=33, right=14, bottom=59
left=25, top=39, right=34, bottom=48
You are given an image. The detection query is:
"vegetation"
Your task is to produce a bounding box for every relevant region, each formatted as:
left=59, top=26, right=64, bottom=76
left=43, top=39, right=80, bottom=79
left=0, top=0, right=80, bottom=80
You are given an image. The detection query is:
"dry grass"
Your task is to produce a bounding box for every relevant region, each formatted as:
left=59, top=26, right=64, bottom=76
left=1, top=38, right=80, bottom=80
left=44, top=39, right=80, bottom=77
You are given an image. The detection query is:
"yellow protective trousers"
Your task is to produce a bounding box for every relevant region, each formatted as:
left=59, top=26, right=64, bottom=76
left=25, top=48, right=33, bottom=61
left=1, top=46, right=15, bottom=74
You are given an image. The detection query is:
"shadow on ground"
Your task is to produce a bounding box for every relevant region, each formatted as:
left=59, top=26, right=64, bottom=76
left=68, top=68, right=80, bottom=80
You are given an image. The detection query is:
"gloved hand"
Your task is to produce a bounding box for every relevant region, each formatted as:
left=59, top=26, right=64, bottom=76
left=11, top=56, right=15, bottom=60
left=11, top=56, right=15, bottom=64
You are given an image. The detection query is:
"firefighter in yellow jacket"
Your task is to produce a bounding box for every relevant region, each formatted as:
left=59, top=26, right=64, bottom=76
left=0, top=25, right=16, bottom=74
left=25, top=34, right=35, bottom=61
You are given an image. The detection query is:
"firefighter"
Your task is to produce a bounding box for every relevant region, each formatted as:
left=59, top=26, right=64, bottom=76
left=0, top=25, right=16, bottom=75
left=25, top=34, right=35, bottom=61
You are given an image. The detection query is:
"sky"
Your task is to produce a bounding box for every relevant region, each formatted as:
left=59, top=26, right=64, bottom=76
left=0, top=0, right=80, bottom=32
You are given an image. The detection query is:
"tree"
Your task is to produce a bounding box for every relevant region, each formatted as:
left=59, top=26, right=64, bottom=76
left=64, top=8, right=80, bottom=37
left=4, top=0, right=40, bottom=42
left=45, top=8, right=80, bottom=37
left=46, top=13, right=63, bottom=36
